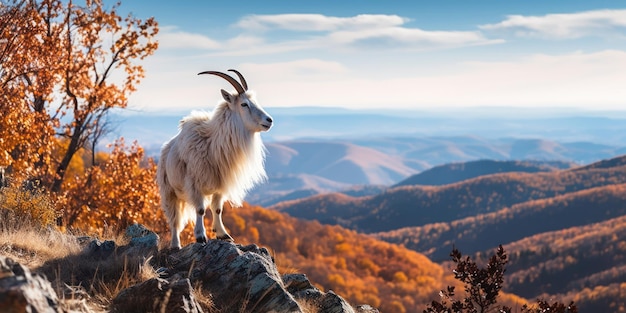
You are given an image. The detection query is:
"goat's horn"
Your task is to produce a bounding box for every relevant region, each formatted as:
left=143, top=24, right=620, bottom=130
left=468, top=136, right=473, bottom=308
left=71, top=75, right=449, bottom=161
left=198, top=71, right=245, bottom=95
left=228, top=69, right=248, bottom=91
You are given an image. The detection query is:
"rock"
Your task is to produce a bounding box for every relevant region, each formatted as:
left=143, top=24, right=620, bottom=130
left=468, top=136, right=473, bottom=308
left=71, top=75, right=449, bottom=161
left=125, top=223, right=159, bottom=249
left=159, top=242, right=370, bottom=313
left=283, top=273, right=314, bottom=292
left=121, top=223, right=159, bottom=258
left=112, top=277, right=203, bottom=313
left=79, top=224, right=158, bottom=262
left=0, top=255, right=63, bottom=313
left=318, top=290, right=355, bottom=313
left=356, top=304, right=380, bottom=313
left=283, top=274, right=360, bottom=313
left=165, top=241, right=302, bottom=313
left=84, top=239, right=116, bottom=260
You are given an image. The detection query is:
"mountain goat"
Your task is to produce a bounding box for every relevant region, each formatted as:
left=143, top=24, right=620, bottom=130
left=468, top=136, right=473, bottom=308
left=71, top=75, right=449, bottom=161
left=157, top=69, right=273, bottom=249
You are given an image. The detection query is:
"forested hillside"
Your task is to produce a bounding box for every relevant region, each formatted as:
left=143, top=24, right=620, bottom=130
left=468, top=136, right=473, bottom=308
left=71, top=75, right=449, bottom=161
left=394, top=159, right=574, bottom=187
left=375, top=183, right=626, bottom=261
left=270, top=155, right=626, bottom=311
left=195, top=203, right=528, bottom=312
left=271, top=156, right=626, bottom=233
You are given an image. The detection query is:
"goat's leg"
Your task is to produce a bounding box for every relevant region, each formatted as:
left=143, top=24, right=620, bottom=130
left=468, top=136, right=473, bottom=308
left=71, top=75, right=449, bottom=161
left=170, top=218, right=182, bottom=249
left=163, top=191, right=184, bottom=249
left=210, top=193, right=233, bottom=242
left=190, top=192, right=208, bottom=244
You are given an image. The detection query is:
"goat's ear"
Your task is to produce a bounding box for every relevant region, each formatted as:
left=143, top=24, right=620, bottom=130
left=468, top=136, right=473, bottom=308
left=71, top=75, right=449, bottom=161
left=221, top=89, right=234, bottom=103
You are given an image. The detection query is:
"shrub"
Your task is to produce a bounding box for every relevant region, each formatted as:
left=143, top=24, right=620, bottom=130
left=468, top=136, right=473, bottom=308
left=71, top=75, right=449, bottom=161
left=0, top=183, right=58, bottom=228
left=425, top=245, right=577, bottom=313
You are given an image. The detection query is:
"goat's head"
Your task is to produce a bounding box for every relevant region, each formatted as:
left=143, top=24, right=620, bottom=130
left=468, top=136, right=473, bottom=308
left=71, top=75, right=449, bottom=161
left=198, top=69, right=273, bottom=133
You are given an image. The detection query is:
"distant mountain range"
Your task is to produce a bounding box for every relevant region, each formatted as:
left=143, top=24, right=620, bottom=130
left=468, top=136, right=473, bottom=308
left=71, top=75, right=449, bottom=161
left=113, top=106, right=626, bottom=154
left=394, top=159, right=574, bottom=187
left=109, top=107, right=626, bottom=147
left=110, top=108, right=626, bottom=207
left=270, top=155, right=626, bottom=311
left=248, top=137, right=625, bottom=207
left=270, top=156, right=626, bottom=232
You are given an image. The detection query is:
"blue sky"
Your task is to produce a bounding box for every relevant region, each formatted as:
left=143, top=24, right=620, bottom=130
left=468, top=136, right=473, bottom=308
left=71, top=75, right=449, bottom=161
left=116, top=1, right=626, bottom=113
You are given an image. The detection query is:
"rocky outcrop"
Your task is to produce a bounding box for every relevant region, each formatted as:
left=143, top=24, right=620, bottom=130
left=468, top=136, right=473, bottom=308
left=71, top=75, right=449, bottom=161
left=1, top=224, right=379, bottom=313
left=0, top=255, right=63, bottom=313
left=112, top=277, right=203, bottom=313
left=161, top=241, right=302, bottom=312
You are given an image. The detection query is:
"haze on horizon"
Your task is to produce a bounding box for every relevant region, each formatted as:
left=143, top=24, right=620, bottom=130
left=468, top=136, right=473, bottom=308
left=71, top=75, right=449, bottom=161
left=116, top=1, right=626, bottom=113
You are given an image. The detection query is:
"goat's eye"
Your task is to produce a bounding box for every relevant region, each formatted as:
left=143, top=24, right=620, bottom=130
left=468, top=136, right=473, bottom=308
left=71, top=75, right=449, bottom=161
left=241, top=103, right=248, bottom=107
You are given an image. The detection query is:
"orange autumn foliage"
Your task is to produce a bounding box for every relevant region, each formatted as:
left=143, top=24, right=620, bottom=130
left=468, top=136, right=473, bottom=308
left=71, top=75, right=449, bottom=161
left=58, top=139, right=166, bottom=235
left=218, top=203, right=463, bottom=313
left=0, top=0, right=158, bottom=191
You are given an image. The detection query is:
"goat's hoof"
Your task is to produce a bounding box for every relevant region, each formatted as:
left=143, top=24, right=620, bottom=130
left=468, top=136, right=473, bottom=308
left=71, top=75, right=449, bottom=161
left=195, top=235, right=207, bottom=244
left=217, top=234, right=234, bottom=242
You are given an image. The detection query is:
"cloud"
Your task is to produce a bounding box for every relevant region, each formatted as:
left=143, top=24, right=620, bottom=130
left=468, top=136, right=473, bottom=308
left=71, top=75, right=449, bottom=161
left=232, top=13, right=500, bottom=53
left=157, top=27, right=221, bottom=50
left=240, top=59, right=349, bottom=82
left=245, top=50, right=626, bottom=109
left=480, top=9, right=626, bottom=38
left=328, top=27, right=500, bottom=50
left=131, top=50, right=626, bottom=113
left=236, top=14, right=407, bottom=32
left=154, top=14, right=501, bottom=55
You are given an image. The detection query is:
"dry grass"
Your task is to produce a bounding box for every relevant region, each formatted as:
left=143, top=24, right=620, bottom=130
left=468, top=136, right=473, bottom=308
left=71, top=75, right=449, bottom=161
left=0, top=213, right=80, bottom=268
left=0, top=194, right=159, bottom=311
left=192, top=284, right=218, bottom=313
left=0, top=197, right=218, bottom=312
left=36, top=236, right=162, bottom=311
left=88, top=256, right=159, bottom=309
left=0, top=187, right=313, bottom=313
left=0, top=184, right=72, bottom=267
left=297, top=299, right=322, bottom=313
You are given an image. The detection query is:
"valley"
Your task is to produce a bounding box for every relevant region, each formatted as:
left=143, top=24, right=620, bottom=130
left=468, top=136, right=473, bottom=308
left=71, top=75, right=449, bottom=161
left=112, top=108, right=626, bottom=311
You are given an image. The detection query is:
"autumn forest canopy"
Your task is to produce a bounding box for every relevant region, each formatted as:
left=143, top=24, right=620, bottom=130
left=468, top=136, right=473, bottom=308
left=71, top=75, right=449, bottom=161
left=1, top=0, right=163, bottom=231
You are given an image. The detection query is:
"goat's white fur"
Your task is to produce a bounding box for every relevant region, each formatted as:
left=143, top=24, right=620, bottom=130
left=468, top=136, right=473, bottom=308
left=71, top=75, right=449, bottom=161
left=157, top=74, right=272, bottom=248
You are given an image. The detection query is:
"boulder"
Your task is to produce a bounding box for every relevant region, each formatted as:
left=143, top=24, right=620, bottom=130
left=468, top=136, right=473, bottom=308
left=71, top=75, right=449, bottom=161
left=163, top=241, right=302, bottom=313
left=124, top=223, right=159, bottom=249
left=0, top=255, right=63, bottom=313
left=83, top=239, right=117, bottom=260
left=112, top=277, right=203, bottom=313
left=121, top=223, right=160, bottom=258
left=284, top=273, right=357, bottom=313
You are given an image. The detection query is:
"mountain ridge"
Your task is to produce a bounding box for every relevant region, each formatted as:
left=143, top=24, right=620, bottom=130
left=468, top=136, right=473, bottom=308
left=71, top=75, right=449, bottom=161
left=394, top=159, right=574, bottom=187
left=270, top=156, right=626, bottom=233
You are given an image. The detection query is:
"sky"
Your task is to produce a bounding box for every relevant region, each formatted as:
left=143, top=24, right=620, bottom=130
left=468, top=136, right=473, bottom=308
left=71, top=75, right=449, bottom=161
left=115, top=0, right=626, bottom=113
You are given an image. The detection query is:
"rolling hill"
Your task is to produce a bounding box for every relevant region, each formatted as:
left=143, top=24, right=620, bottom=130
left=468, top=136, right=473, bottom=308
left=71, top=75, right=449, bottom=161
left=440, top=203, right=626, bottom=312
left=394, top=159, right=574, bottom=187
left=374, top=183, right=626, bottom=261
left=246, top=140, right=423, bottom=207
left=245, top=136, right=623, bottom=208
left=270, top=156, right=626, bottom=233
left=264, top=140, right=422, bottom=185
left=499, top=214, right=626, bottom=300
left=268, top=155, right=626, bottom=311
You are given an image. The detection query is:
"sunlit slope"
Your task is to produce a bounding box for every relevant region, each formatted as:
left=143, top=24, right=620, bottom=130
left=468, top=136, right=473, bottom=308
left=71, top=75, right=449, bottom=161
left=272, top=156, right=626, bottom=233
left=395, top=159, right=574, bottom=187
left=217, top=203, right=466, bottom=312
